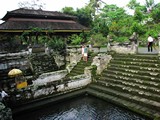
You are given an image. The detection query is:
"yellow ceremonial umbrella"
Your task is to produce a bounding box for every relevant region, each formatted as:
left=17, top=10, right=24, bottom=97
left=8, top=68, right=27, bottom=89
left=8, top=68, right=23, bottom=77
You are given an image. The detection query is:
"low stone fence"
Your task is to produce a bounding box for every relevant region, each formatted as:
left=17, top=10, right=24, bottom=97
left=32, top=70, right=68, bottom=86
left=33, top=74, right=91, bottom=98
left=111, top=45, right=136, bottom=54
left=8, top=70, right=91, bottom=104
left=66, top=44, right=137, bottom=55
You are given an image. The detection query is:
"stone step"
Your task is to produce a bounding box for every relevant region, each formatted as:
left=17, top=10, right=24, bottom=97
left=76, top=61, right=91, bottom=65
left=113, top=57, right=159, bottom=63
left=2, top=56, right=25, bottom=60
left=78, top=61, right=92, bottom=66
left=95, top=79, right=160, bottom=102
left=103, top=69, right=160, bottom=82
left=107, top=66, right=160, bottom=77
left=92, top=53, right=160, bottom=119
left=71, top=65, right=86, bottom=70
left=108, top=63, right=160, bottom=73
left=66, top=57, right=93, bottom=77
left=67, top=72, right=84, bottom=77
left=87, top=87, right=160, bottom=119
left=110, top=60, right=160, bottom=68
left=99, top=74, right=160, bottom=93
left=112, top=54, right=158, bottom=59
left=88, top=84, right=160, bottom=112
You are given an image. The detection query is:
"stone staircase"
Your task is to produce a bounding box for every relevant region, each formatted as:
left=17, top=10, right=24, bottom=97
left=87, top=54, right=160, bottom=119
left=30, top=54, right=59, bottom=75
left=65, top=55, right=93, bottom=78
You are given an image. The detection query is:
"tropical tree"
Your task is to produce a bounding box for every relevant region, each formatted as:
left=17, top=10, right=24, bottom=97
left=76, top=7, right=93, bottom=27
left=61, top=6, right=92, bottom=27
left=127, top=0, right=141, bottom=10
left=145, top=0, right=155, bottom=12
left=150, top=3, right=160, bottom=23
left=101, top=4, right=126, bottom=22
left=89, top=33, right=107, bottom=46
left=61, top=7, right=76, bottom=16
left=100, top=4, right=130, bottom=41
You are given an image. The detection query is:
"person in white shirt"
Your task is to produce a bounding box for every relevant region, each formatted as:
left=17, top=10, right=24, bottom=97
left=0, top=89, right=8, bottom=106
left=1, top=90, right=8, bottom=98
left=147, top=35, right=154, bottom=52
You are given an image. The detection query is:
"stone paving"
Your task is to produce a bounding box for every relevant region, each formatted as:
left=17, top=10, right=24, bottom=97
left=138, top=47, right=158, bottom=54
left=93, top=46, right=159, bottom=54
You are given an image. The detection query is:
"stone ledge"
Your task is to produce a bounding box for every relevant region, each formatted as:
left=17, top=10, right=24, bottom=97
left=12, top=88, right=87, bottom=115
left=86, top=88, right=160, bottom=120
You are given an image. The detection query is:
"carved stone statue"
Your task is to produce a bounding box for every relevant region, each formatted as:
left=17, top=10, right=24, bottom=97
left=129, top=32, right=139, bottom=53
left=129, top=32, right=138, bottom=44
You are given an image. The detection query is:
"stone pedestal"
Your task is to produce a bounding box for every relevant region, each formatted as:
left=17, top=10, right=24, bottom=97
left=131, top=42, right=136, bottom=53
left=129, top=32, right=138, bottom=54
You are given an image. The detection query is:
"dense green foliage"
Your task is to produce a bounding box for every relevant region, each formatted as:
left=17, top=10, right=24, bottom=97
left=67, top=34, right=84, bottom=45
left=2, top=0, right=159, bottom=51
left=20, top=28, right=65, bottom=52
left=0, top=34, right=24, bottom=52
left=47, top=36, right=65, bottom=51
left=62, top=0, right=160, bottom=46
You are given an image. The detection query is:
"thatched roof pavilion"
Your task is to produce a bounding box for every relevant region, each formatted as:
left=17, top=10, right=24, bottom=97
left=0, top=8, right=90, bottom=53
left=0, top=8, right=89, bottom=33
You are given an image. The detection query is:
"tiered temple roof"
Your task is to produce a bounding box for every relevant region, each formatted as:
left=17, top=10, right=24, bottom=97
left=0, top=8, right=89, bottom=33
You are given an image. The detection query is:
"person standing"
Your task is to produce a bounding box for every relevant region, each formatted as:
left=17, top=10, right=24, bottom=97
left=83, top=45, right=88, bottom=62
left=0, top=89, right=9, bottom=106
left=27, top=44, right=32, bottom=54
left=147, top=34, right=154, bottom=52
